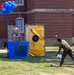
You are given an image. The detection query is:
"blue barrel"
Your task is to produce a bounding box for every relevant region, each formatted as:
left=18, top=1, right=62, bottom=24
left=8, top=41, right=30, bottom=59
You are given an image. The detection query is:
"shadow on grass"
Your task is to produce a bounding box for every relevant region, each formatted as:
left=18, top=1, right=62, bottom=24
left=0, top=51, right=57, bottom=61
left=0, top=51, right=73, bottom=67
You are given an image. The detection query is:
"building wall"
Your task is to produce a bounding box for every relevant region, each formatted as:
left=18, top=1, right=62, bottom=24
left=27, top=12, right=73, bottom=38
left=27, top=0, right=35, bottom=10
left=27, top=13, right=35, bottom=24
left=35, top=12, right=73, bottom=38
left=0, top=0, right=74, bottom=46
left=26, top=0, right=74, bottom=45
left=27, top=0, right=74, bottom=9
left=35, top=0, right=73, bottom=9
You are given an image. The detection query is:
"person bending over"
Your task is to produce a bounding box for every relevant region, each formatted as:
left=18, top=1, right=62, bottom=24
left=56, top=37, right=74, bottom=66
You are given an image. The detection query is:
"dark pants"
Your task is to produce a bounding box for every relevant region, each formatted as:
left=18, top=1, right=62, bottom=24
left=60, top=49, right=74, bottom=66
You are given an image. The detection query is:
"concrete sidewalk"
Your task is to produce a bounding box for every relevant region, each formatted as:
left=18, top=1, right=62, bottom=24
left=0, top=49, right=7, bottom=53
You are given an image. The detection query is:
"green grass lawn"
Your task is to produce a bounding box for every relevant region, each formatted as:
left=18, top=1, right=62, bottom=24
left=0, top=48, right=74, bottom=75
left=45, top=46, right=74, bottom=50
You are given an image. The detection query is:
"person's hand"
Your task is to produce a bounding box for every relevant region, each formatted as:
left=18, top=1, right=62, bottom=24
left=56, top=53, right=58, bottom=56
left=56, top=50, right=60, bottom=56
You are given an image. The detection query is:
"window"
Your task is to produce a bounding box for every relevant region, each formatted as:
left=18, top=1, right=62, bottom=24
left=15, top=0, right=24, bottom=6
left=15, top=16, right=24, bottom=33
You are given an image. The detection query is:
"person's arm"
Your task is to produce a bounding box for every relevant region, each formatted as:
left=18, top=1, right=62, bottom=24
left=56, top=45, right=61, bottom=56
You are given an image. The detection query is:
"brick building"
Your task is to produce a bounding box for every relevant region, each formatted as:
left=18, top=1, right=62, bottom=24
left=0, top=0, right=74, bottom=46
